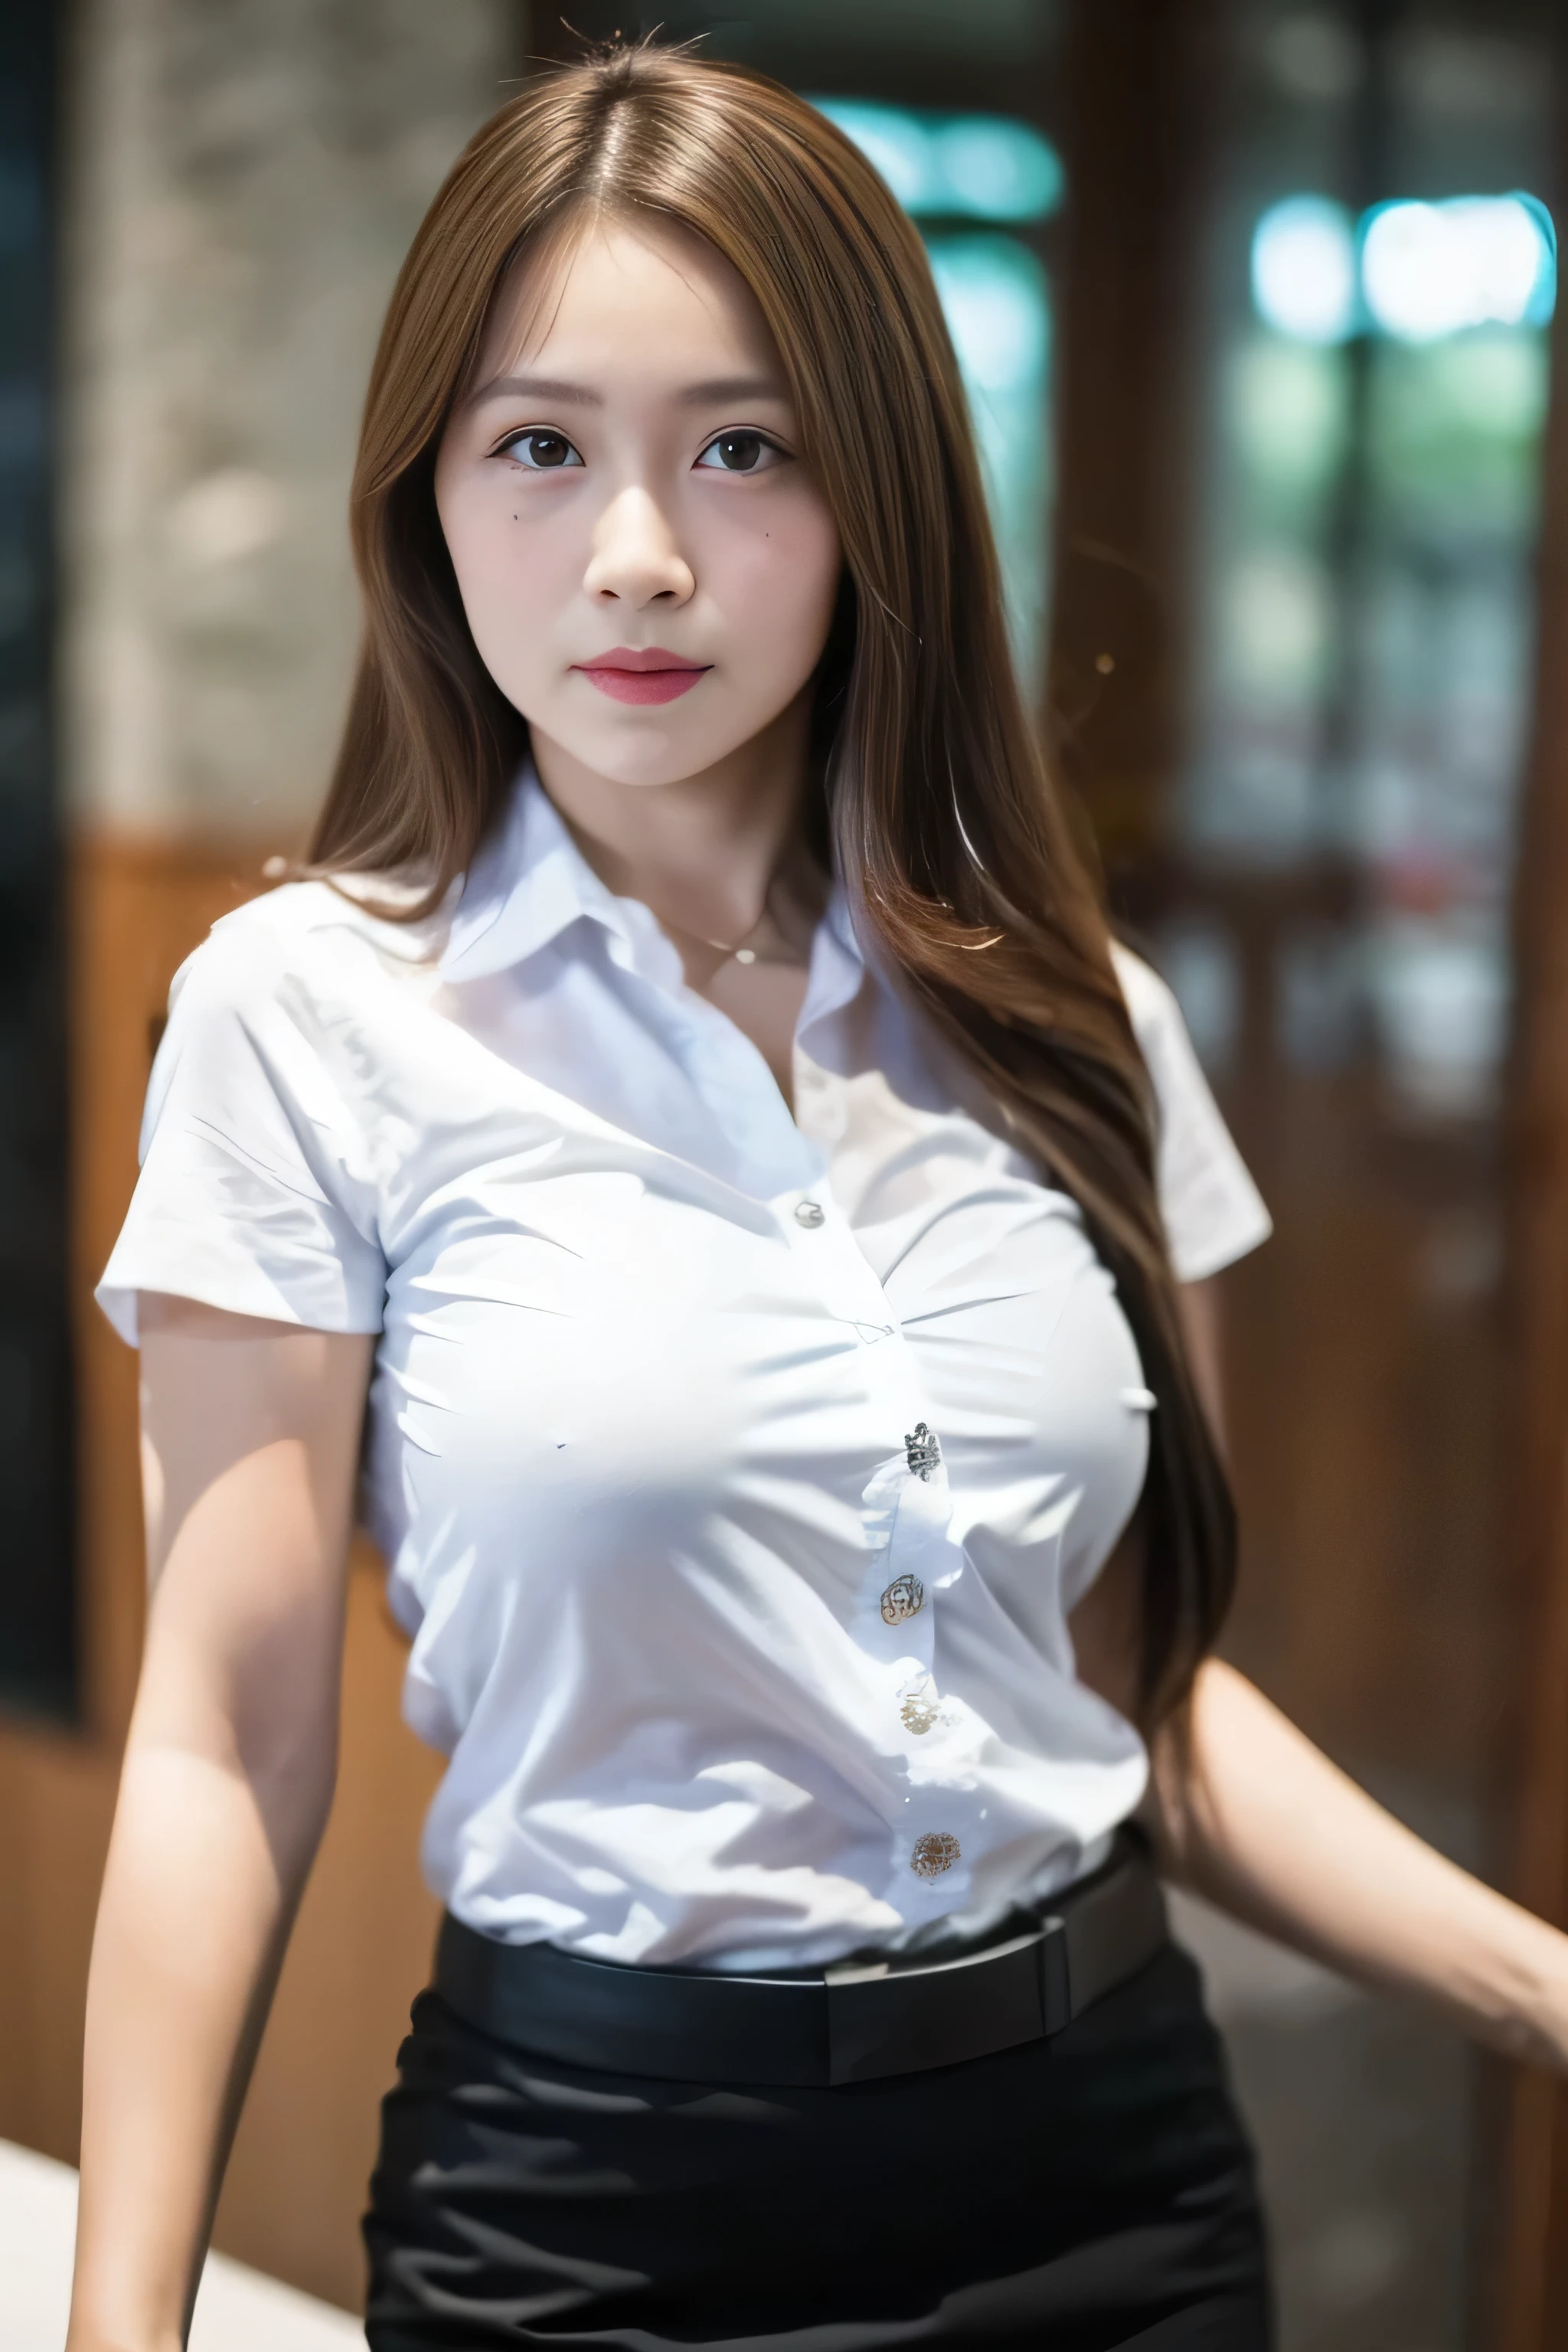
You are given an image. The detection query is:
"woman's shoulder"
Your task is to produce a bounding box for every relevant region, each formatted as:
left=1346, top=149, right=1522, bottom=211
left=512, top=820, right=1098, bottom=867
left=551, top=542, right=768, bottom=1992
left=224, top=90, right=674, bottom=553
left=169, top=872, right=445, bottom=1022
left=1107, top=941, right=1181, bottom=1052
left=1108, top=942, right=1212, bottom=1122
left=1108, top=941, right=1272, bottom=1280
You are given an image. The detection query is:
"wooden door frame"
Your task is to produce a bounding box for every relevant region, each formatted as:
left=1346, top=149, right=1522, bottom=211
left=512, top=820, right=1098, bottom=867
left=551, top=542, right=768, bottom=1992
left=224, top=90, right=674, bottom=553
left=1045, top=0, right=1226, bottom=877
left=1498, top=31, right=1568, bottom=2347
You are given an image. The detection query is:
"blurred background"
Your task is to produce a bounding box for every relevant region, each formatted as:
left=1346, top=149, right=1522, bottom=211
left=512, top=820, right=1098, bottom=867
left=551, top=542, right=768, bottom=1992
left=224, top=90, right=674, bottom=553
left=4, top=2, right=1568, bottom=2346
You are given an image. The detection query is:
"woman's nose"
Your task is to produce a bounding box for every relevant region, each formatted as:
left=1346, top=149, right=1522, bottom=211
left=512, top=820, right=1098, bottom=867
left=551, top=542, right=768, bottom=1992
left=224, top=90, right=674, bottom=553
left=583, top=486, right=695, bottom=607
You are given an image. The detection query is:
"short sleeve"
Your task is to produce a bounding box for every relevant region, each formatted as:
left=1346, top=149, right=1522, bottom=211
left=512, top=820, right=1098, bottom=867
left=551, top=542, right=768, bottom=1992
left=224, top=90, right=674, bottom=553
left=1111, top=943, right=1272, bottom=1283
left=96, top=919, right=388, bottom=1346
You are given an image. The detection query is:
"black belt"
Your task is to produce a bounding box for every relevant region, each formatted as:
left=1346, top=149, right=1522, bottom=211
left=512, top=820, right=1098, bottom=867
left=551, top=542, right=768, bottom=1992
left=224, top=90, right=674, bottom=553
left=433, top=1832, right=1168, bottom=2088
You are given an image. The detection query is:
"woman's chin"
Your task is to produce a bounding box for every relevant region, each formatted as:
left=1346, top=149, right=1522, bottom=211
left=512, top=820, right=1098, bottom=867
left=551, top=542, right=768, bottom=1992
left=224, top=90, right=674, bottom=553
left=528, top=711, right=771, bottom=793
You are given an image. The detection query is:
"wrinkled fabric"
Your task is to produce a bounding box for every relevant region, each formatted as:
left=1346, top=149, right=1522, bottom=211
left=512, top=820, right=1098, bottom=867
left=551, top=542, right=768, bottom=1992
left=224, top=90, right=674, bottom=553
left=98, top=771, right=1269, bottom=1971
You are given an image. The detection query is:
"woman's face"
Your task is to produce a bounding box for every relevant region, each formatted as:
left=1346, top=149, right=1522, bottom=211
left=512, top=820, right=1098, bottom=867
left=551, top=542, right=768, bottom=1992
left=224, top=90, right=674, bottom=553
left=435, top=214, right=843, bottom=792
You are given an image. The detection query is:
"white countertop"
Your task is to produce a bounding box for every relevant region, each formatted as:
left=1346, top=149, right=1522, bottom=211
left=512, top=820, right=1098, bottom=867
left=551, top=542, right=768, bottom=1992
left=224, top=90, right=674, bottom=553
left=0, top=2141, right=362, bottom=2350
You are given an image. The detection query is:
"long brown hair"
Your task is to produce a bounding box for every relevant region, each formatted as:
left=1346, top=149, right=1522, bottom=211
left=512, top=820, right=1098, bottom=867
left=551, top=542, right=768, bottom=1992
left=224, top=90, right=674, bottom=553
left=312, top=43, right=1235, bottom=1726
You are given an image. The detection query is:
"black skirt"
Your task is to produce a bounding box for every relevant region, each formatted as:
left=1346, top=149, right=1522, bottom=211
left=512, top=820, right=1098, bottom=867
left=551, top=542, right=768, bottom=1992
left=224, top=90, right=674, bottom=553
left=363, top=1941, right=1272, bottom=2350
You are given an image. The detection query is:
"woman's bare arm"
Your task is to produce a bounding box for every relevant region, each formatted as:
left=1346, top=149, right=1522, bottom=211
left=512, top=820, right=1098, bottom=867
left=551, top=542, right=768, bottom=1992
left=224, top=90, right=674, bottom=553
left=1073, top=1525, right=1568, bottom=2069
left=1068, top=1276, right=1568, bottom=2073
left=67, top=1295, right=374, bottom=2352
left=1155, top=1656, right=1568, bottom=2068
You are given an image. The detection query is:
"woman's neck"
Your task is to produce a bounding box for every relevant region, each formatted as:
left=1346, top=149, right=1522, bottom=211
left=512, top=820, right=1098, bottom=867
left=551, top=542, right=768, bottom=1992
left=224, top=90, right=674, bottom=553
left=529, top=694, right=818, bottom=951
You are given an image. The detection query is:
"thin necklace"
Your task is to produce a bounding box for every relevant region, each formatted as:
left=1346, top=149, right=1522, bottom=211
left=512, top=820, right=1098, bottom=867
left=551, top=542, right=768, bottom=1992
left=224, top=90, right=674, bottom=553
left=665, top=880, right=777, bottom=967
left=700, top=923, right=763, bottom=966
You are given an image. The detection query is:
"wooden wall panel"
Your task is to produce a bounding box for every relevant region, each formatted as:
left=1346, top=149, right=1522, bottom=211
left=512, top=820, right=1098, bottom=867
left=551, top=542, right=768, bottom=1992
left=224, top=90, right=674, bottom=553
left=0, top=1725, right=116, bottom=2162
left=1047, top=0, right=1223, bottom=858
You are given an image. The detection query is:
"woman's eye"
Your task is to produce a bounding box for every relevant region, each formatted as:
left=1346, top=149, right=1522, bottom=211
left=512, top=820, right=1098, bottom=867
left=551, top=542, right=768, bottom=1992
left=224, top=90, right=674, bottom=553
left=696, top=430, right=782, bottom=474
left=498, top=430, right=583, bottom=470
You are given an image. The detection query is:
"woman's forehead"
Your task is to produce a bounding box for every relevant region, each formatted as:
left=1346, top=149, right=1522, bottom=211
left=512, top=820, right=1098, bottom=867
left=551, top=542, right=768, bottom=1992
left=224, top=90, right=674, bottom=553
left=479, top=211, right=777, bottom=383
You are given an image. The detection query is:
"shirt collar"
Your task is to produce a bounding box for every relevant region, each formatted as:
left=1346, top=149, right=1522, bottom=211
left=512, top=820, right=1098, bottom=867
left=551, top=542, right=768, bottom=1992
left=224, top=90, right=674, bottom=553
left=439, top=762, right=870, bottom=1018
left=439, top=764, right=642, bottom=982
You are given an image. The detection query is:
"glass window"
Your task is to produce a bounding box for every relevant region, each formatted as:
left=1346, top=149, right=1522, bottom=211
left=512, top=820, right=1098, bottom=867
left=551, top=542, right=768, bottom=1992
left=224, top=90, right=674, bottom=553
left=1167, top=8, right=1559, bottom=2342
left=1186, top=77, right=1553, bottom=1129
left=812, top=101, right=1059, bottom=692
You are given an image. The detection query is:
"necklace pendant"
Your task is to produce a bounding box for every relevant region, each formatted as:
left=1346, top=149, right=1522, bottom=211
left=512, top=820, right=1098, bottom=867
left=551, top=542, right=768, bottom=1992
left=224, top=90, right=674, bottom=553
left=733, top=946, right=756, bottom=965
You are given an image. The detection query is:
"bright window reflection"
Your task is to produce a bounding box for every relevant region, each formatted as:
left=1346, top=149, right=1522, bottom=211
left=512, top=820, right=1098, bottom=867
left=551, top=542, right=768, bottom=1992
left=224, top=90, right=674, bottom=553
left=1362, top=197, right=1555, bottom=340
left=1194, top=175, right=1553, bottom=1117
left=812, top=99, right=1055, bottom=694
left=926, top=234, right=1051, bottom=689
left=808, top=99, right=1062, bottom=221
left=1251, top=196, right=1357, bottom=344
left=1251, top=190, right=1557, bottom=345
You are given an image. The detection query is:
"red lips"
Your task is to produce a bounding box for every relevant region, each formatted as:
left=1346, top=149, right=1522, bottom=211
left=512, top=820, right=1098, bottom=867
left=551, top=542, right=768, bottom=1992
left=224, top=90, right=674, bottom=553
left=573, top=647, right=711, bottom=706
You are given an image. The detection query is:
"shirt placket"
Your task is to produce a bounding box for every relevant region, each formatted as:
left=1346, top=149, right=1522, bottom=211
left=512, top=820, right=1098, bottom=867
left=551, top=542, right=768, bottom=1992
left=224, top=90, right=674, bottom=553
left=778, top=1174, right=975, bottom=1913
left=645, top=900, right=981, bottom=1918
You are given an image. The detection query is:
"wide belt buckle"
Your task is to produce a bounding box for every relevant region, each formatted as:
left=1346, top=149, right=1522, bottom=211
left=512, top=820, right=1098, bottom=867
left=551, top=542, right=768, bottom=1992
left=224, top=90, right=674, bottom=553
left=824, top=1918, right=1070, bottom=2086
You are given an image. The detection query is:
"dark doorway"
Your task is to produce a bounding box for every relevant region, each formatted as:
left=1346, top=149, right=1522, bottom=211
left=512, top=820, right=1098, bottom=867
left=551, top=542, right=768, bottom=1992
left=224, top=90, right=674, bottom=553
left=0, top=2, right=75, bottom=1718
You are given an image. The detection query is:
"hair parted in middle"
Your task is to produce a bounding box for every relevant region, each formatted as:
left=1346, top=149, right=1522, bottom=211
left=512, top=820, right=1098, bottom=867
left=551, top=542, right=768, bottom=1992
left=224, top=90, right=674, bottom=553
left=311, top=41, right=1236, bottom=1727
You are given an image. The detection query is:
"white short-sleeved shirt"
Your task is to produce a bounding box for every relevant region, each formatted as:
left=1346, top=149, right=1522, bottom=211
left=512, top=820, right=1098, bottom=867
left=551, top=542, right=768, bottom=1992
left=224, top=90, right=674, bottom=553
left=99, top=771, right=1269, bottom=1969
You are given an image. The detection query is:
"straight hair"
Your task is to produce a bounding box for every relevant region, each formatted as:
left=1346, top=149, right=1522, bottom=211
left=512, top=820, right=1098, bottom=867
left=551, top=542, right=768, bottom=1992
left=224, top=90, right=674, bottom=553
left=310, top=43, right=1236, bottom=1726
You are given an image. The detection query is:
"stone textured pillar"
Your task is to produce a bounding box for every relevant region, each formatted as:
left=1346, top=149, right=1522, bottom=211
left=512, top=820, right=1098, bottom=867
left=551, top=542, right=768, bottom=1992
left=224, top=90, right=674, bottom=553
left=61, top=0, right=520, bottom=842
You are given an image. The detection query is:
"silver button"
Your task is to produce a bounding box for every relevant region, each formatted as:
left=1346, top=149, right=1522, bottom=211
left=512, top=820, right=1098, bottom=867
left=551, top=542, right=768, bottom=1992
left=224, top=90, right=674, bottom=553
left=910, top=1831, right=960, bottom=1879
left=880, top=1573, right=925, bottom=1625
left=794, top=1199, right=825, bottom=1228
left=904, top=1423, right=941, bottom=1480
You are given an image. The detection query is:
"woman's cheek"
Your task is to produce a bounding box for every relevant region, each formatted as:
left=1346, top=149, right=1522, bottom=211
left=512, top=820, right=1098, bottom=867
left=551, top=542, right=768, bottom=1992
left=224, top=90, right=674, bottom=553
left=489, top=517, right=569, bottom=644
left=462, top=552, right=553, bottom=711
left=724, top=508, right=840, bottom=657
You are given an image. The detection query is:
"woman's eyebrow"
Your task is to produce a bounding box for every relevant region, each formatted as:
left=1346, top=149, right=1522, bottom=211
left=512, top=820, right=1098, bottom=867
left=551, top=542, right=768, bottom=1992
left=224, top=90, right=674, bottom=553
left=468, top=374, right=788, bottom=409
left=469, top=374, right=603, bottom=407
left=678, top=375, right=789, bottom=406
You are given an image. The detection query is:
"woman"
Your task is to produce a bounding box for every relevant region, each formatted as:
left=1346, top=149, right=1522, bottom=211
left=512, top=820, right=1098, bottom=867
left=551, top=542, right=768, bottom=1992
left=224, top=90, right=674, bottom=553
left=70, top=45, right=1568, bottom=2352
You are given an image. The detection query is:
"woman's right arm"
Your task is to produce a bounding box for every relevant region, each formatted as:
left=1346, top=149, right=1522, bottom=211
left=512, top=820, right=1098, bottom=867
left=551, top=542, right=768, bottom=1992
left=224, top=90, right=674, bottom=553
left=67, top=1294, right=374, bottom=2352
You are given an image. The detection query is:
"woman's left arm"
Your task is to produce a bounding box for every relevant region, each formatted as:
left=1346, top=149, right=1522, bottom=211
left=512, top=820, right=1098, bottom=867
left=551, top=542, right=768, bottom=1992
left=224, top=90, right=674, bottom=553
left=1150, top=1656, right=1568, bottom=2070
left=1073, top=1275, right=1568, bottom=2072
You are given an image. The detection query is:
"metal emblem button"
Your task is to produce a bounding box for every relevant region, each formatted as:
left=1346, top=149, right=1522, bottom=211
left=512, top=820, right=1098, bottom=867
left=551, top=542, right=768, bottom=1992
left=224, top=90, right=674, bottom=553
left=904, top=1423, right=941, bottom=1480
left=880, top=1573, right=925, bottom=1625
left=900, top=1689, right=939, bottom=1736
left=910, top=1831, right=960, bottom=1879
left=794, top=1199, right=825, bottom=1227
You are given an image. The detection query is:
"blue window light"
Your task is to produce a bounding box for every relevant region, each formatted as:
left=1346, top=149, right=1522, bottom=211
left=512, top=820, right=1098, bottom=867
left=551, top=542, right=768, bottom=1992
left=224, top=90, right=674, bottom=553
left=809, top=99, right=1062, bottom=223
left=1361, top=197, right=1556, bottom=341
left=1251, top=190, right=1557, bottom=343
left=925, top=234, right=1052, bottom=692
left=809, top=100, right=1057, bottom=692
left=1251, top=197, right=1357, bottom=344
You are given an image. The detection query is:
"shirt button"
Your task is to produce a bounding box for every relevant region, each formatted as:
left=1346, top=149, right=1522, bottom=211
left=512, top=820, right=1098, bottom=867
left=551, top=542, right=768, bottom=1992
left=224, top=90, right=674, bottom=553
left=794, top=1199, right=826, bottom=1227
left=900, top=1688, right=939, bottom=1736
left=904, top=1423, right=941, bottom=1480
left=910, top=1831, right=960, bottom=1879
left=880, top=1573, right=926, bottom=1625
